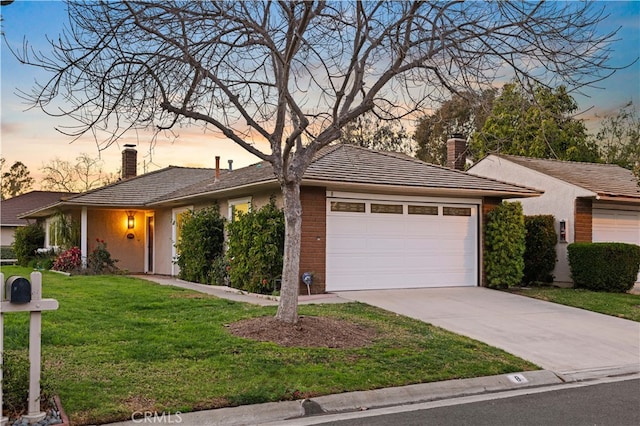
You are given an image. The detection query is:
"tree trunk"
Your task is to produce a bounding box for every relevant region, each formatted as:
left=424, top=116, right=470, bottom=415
left=275, top=180, right=302, bottom=324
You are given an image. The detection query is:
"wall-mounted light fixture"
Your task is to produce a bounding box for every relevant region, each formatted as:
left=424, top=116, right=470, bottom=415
left=559, top=219, right=567, bottom=243
left=127, top=211, right=136, bottom=229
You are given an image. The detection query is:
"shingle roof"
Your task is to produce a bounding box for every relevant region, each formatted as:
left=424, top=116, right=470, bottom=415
left=160, top=144, right=540, bottom=203
left=1, top=191, right=76, bottom=226
left=63, top=166, right=216, bottom=206
left=304, top=145, right=539, bottom=194
left=21, top=146, right=542, bottom=218
left=498, top=155, right=640, bottom=200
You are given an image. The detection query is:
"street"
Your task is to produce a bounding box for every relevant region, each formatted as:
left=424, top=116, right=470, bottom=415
left=279, top=377, right=640, bottom=426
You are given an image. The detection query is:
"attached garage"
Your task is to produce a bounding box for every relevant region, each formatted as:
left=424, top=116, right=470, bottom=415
left=326, top=194, right=479, bottom=291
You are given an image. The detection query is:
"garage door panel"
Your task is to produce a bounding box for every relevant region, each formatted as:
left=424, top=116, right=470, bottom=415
left=326, top=198, right=478, bottom=291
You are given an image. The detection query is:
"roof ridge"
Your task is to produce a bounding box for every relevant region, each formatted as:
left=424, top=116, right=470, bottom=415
left=498, top=154, right=624, bottom=168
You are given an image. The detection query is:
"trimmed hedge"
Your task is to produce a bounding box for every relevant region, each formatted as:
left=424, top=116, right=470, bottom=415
left=12, top=223, right=45, bottom=266
left=226, top=198, right=285, bottom=294
left=523, top=215, right=557, bottom=284
left=484, top=201, right=526, bottom=288
left=568, top=242, right=640, bottom=292
left=176, top=206, right=225, bottom=284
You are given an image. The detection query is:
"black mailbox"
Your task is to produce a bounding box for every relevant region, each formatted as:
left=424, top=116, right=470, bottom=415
left=5, top=276, right=32, bottom=304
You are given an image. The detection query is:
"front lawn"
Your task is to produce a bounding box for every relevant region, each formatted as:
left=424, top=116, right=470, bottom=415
left=1, top=266, right=537, bottom=425
left=510, top=287, right=640, bottom=322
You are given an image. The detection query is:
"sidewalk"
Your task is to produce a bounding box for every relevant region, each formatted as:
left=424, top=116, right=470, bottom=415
left=132, top=274, right=349, bottom=306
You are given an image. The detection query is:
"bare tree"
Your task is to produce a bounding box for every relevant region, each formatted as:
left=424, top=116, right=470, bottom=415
left=40, top=153, right=118, bottom=193
left=12, top=1, right=621, bottom=323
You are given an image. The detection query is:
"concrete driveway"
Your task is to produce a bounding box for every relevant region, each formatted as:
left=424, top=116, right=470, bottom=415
left=335, top=287, right=640, bottom=379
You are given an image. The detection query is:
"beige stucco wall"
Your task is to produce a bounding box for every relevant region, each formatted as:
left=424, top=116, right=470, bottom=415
left=152, top=191, right=282, bottom=277
left=153, top=207, right=175, bottom=276
left=87, top=209, right=145, bottom=273
left=469, top=155, right=595, bottom=283
left=1, top=226, right=17, bottom=247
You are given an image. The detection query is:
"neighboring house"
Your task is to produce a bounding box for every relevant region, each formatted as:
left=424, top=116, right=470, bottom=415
left=469, top=154, right=640, bottom=284
left=1, top=191, right=76, bottom=248
left=22, top=142, right=541, bottom=294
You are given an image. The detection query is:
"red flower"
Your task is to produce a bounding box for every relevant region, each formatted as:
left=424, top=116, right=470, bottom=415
left=262, top=278, right=268, bottom=285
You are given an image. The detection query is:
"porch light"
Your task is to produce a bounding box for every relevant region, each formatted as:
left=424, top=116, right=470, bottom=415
left=127, top=211, right=136, bottom=229
left=559, top=219, right=567, bottom=243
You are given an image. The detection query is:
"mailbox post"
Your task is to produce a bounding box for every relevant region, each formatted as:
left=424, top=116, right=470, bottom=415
left=0, top=272, right=59, bottom=425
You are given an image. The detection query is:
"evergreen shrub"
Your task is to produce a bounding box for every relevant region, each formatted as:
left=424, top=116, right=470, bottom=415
left=484, top=201, right=526, bottom=288
left=12, top=223, right=45, bottom=266
left=176, top=206, right=225, bottom=284
left=226, top=198, right=285, bottom=294
left=523, top=215, right=557, bottom=284
left=568, top=242, right=640, bottom=292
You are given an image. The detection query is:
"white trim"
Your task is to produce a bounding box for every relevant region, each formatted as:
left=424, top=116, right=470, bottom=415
left=144, top=212, right=155, bottom=274
left=80, top=207, right=88, bottom=267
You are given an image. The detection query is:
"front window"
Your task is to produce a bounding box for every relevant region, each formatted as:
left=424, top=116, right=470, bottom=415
left=228, top=198, right=251, bottom=221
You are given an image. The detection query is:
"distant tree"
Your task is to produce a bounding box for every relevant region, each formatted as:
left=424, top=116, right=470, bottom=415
left=414, top=90, right=495, bottom=165
left=596, top=102, right=640, bottom=178
left=1, top=159, right=34, bottom=199
left=40, top=153, right=118, bottom=192
left=14, top=1, right=622, bottom=323
left=339, top=114, right=413, bottom=154
left=470, top=83, right=600, bottom=162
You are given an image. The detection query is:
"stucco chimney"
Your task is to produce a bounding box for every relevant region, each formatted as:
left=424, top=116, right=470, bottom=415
left=446, top=134, right=467, bottom=171
left=121, top=144, right=137, bottom=179
left=215, top=156, right=220, bottom=180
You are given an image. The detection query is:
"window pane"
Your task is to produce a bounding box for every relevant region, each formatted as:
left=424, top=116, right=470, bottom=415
left=371, top=203, right=403, bottom=214
left=330, top=202, right=365, bottom=213
left=408, top=205, right=438, bottom=215
left=443, top=207, right=472, bottom=217
left=231, top=202, right=250, bottom=221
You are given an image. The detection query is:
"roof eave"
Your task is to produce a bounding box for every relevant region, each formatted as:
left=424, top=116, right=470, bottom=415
left=593, top=194, right=640, bottom=204
left=301, top=179, right=543, bottom=199
left=147, top=178, right=280, bottom=206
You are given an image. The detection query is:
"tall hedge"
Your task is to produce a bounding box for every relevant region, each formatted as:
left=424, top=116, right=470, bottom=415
left=568, top=242, right=640, bottom=292
left=12, top=223, right=45, bottom=266
left=484, top=201, right=526, bottom=288
left=175, top=206, right=225, bottom=284
left=226, top=198, right=285, bottom=294
left=523, top=215, right=557, bottom=284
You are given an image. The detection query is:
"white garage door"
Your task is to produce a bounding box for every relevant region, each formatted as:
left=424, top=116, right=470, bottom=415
left=326, top=197, right=478, bottom=291
left=593, top=209, right=640, bottom=282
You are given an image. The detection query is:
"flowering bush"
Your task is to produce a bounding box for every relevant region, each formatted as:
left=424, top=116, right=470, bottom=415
left=87, top=238, right=119, bottom=274
left=52, top=246, right=82, bottom=272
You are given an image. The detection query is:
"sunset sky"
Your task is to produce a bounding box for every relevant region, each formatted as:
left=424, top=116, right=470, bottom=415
left=1, top=1, right=639, bottom=185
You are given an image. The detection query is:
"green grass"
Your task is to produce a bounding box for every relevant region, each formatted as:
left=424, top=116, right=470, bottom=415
left=509, top=287, right=640, bottom=322
left=1, top=266, right=537, bottom=425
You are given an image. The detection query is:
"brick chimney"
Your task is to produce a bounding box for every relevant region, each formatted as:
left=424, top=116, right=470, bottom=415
left=121, top=144, right=137, bottom=180
left=446, top=134, right=467, bottom=171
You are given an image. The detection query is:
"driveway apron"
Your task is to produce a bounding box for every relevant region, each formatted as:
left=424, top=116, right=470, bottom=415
left=335, top=288, right=640, bottom=376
